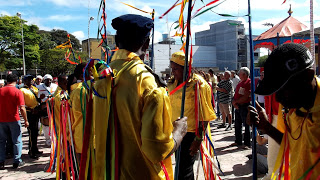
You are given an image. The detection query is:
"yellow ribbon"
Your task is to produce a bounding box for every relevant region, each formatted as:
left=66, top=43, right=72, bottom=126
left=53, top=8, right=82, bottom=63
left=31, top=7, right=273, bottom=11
left=121, top=2, right=153, bottom=15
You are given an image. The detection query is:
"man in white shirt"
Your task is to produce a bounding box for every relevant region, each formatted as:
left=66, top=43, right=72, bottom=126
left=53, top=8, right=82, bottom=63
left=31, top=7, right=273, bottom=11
left=231, top=70, right=240, bottom=92
left=37, top=74, right=57, bottom=146
left=231, top=70, right=240, bottom=122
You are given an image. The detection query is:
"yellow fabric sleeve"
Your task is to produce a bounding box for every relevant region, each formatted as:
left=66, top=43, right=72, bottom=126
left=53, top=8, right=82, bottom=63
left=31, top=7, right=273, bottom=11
left=199, top=79, right=217, bottom=122
left=141, top=87, right=174, bottom=164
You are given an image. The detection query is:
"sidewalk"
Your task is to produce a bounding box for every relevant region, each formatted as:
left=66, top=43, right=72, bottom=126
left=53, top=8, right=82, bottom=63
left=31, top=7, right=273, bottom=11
left=0, top=120, right=260, bottom=180
left=0, top=123, right=55, bottom=180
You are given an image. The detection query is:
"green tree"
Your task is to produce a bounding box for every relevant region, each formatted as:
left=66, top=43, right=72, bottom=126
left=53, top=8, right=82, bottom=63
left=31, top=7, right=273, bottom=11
left=39, top=49, right=88, bottom=76
left=0, top=15, right=40, bottom=72
left=0, top=15, right=21, bottom=71
left=39, top=29, right=81, bottom=50
left=256, top=55, right=268, bottom=67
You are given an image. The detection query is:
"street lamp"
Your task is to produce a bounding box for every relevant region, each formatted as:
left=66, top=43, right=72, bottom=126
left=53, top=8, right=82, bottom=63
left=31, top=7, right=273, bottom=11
left=17, top=12, right=26, bottom=76
left=88, top=16, right=94, bottom=59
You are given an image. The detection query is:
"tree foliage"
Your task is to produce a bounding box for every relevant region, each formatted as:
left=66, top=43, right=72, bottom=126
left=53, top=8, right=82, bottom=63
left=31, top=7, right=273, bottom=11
left=256, top=55, right=268, bottom=67
left=39, top=29, right=81, bottom=50
left=0, top=15, right=22, bottom=71
left=0, top=15, right=40, bottom=72
left=39, top=49, right=88, bottom=76
left=0, top=15, right=86, bottom=74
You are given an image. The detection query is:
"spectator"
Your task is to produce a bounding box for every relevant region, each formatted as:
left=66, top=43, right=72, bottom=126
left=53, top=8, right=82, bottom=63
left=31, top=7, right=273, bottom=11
left=34, top=75, right=43, bottom=87
left=0, top=79, right=4, bottom=88
left=216, top=71, right=233, bottom=130
left=231, top=70, right=240, bottom=121
left=20, top=75, right=42, bottom=159
left=16, top=78, right=23, bottom=89
left=256, top=71, right=265, bottom=108
left=208, top=69, right=218, bottom=109
left=0, top=74, right=28, bottom=169
left=232, top=67, right=251, bottom=148
left=168, top=51, right=216, bottom=180
left=247, top=43, right=320, bottom=179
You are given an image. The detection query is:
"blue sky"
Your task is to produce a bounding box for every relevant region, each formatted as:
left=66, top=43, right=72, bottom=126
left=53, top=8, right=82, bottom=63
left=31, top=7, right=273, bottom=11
left=1, top=0, right=319, bottom=44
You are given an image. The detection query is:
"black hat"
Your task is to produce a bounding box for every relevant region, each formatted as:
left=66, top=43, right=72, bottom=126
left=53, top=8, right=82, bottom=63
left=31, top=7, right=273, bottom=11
left=111, top=14, right=153, bottom=39
left=255, top=43, right=314, bottom=95
left=23, top=74, right=34, bottom=80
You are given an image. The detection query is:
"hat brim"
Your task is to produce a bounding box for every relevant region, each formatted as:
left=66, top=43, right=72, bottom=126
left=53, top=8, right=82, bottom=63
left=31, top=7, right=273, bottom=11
left=254, top=77, right=282, bottom=96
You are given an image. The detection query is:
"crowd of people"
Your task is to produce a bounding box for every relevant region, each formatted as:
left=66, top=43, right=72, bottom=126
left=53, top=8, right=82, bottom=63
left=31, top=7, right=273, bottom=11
left=0, top=13, right=319, bottom=180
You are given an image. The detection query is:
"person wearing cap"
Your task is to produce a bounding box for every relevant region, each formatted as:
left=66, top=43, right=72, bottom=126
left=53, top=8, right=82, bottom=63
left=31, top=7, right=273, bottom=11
left=92, top=14, right=187, bottom=180
left=20, top=75, right=42, bottom=159
left=0, top=74, right=28, bottom=169
left=35, top=75, right=43, bottom=87
left=232, top=67, right=251, bottom=148
left=37, top=74, right=58, bottom=146
left=168, top=51, right=216, bottom=179
left=247, top=43, right=320, bottom=179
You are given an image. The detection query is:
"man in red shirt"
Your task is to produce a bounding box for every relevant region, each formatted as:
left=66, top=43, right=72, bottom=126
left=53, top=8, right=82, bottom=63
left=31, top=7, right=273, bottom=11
left=232, top=67, right=251, bottom=148
left=0, top=74, right=28, bottom=169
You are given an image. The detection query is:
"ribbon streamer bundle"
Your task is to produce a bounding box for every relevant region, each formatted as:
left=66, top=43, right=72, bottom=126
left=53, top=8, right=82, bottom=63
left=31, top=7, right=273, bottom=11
left=55, top=34, right=82, bottom=65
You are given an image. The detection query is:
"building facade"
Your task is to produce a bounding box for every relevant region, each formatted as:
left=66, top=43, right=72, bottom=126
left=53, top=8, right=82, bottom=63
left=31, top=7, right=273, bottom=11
left=82, top=35, right=116, bottom=60
left=195, top=20, right=260, bottom=70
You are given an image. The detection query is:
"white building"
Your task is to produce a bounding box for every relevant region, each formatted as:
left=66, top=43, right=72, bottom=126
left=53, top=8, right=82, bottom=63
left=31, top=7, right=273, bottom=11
left=152, top=44, right=217, bottom=76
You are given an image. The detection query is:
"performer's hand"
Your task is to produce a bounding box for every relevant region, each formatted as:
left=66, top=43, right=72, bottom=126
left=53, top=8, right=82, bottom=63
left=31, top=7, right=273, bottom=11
left=165, top=117, right=188, bottom=158
left=172, top=117, right=188, bottom=147
left=25, top=121, right=29, bottom=128
left=232, top=100, right=239, bottom=109
left=189, top=140, right=201, bottom=156
left=172, top=117, right=188, bottom=142
left=40, top=94, right=46, bottom=99
left=247, top=101, right=269, bottom=133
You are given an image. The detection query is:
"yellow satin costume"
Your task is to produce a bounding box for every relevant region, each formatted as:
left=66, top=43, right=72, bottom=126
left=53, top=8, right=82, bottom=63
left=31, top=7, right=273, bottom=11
left=168, top=73, right=216, bottom=132
left=93, top=49, right=174, bottom=180
left=274, top=76, right=320, bottom=179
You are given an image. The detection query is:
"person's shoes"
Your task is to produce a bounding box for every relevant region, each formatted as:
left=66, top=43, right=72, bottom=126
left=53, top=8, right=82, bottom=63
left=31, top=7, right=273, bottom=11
left=35, top=151, right=43, bottom=155
left=242, top=145, right=251, bottom=150
left=225, top=125, right=232, bottom=131
left=0, top=162, right=5, bottom=170
left=28, top=152, right=39, bottom=159
left=230, top=142, right=241, bottom=147
left=217, top=124, right=226, bottom=128
left=13, top=161, right=25, bottom=169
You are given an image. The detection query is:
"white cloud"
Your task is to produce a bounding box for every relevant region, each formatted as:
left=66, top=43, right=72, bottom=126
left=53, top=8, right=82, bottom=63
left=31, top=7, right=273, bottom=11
left=1, top=0, right=34, bottom=6
left=48, top=15, right=76, bottom=21
left=0, top=11, right=10, bottom=16
left=72, top=31, right=86, bottom=41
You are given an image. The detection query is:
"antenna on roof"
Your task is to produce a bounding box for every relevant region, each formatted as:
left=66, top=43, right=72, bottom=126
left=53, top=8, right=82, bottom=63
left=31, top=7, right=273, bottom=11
left=263, top=23, right=274, bottom=27
left=288, top=4, right=293, bottom=16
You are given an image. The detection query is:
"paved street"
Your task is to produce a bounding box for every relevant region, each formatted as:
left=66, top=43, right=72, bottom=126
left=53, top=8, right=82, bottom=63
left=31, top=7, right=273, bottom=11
left=0, top=120, right=263, bottom=180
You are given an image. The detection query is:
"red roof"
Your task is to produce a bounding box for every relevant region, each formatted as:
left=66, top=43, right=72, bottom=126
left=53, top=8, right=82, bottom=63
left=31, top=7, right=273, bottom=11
left=254, top=16, right=308, bottom=41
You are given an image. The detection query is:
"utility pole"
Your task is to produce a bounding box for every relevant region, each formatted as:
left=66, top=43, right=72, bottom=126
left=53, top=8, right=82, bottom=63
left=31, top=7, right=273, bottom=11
left=17, top=12, right=26, bottom=75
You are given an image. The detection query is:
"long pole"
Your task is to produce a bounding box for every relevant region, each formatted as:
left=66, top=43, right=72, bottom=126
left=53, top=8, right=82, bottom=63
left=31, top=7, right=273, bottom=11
left=174, top=0, right=193, bottom=179
left=150, top=9, right=155, bottom=70
left=88, top=17, right=94, bottom=59
left=310, top=0, right=316, bottom=70
left=247, top=0, right=257, bottom=179
left=17, top=13, right=26, bottom=76
left=88, top=23, right=91, bottom=58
